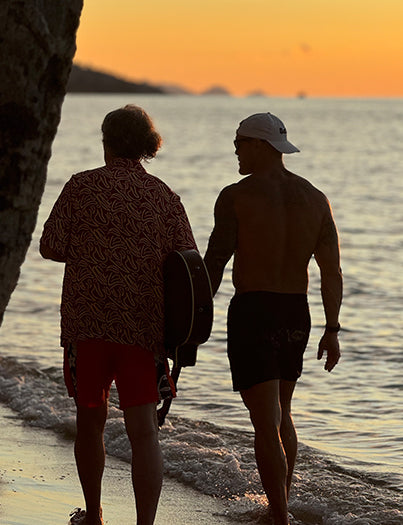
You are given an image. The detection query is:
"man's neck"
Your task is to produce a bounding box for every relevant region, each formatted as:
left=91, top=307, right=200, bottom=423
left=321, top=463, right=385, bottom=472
left=251, top=160, right=287, bottom=180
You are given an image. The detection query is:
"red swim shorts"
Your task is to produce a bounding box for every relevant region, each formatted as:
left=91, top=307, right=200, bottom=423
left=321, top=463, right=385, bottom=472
left=63, top=339, right=172, bottom=409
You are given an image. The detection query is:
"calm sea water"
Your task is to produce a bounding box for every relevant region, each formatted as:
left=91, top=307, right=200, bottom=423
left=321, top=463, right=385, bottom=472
left=1, top=95, right=402, bottom=524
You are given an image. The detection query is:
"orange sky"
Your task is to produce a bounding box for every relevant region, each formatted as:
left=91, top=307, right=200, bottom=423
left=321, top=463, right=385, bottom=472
left=74, top=0, right=403, bottom=97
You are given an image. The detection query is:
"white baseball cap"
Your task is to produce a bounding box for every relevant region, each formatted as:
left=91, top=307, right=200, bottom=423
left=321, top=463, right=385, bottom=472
left=236, top=112, right=300, bottom=154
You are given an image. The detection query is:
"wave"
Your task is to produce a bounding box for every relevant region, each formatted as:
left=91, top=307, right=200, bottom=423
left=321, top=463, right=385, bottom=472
left=0, top=354, right=402, bottom=524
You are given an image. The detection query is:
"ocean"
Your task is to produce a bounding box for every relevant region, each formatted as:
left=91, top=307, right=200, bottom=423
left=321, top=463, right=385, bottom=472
left=0, top=95, right=402, bottom=524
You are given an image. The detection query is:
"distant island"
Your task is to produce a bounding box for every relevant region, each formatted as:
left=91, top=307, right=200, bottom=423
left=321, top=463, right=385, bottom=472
left=67, top=64, right=235, bottom=96
left=67, top=64, right=165, bottom=94
left=67, top=64, right=285, bottom=98
left=201, top=85, right=231, bottom=95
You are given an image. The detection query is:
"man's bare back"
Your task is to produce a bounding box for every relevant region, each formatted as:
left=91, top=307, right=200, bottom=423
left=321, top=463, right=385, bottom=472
left=205, top=166, right=339, bottom=296
left=230, top=168, right=336, bottom=294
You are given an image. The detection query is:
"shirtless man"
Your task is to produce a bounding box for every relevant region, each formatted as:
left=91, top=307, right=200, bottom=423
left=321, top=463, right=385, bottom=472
left=204, top=112, right=342, bottom=525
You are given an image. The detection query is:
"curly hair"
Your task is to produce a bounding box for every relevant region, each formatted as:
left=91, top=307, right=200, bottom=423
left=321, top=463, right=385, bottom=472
left=101, top=105, right=162, bottom=161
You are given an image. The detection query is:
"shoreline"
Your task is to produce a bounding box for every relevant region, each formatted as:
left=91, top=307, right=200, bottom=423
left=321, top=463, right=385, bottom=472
left=0, top=404, right=236, bottom=525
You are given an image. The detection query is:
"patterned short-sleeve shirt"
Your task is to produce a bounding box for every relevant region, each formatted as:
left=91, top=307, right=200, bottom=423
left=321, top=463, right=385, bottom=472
left=40, top=159, right=197, bottom=358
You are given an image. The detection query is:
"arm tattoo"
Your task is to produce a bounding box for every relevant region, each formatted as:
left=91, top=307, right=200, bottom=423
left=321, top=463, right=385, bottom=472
left=320, top=215, right=338, bottom=247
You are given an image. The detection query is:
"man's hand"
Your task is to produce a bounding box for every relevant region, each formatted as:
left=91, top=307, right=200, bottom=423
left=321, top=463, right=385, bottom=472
left=317, top=332, right=341, bottom=372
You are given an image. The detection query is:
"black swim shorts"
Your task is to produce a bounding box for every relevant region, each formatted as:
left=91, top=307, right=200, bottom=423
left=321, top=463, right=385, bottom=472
left=227, top=291, right=311, bottom=391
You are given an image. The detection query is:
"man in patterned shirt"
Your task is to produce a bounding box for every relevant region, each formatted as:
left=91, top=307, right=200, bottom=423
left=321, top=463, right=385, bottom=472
left=204, top=112, right=342, bottom=525
left=40, top=105, right=197, bottom=525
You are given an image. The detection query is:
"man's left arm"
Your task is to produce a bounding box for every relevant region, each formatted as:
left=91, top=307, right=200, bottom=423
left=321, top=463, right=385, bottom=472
left=39, top=179, right=73, bottom=263
left=314, top=206, right=343, bottom=372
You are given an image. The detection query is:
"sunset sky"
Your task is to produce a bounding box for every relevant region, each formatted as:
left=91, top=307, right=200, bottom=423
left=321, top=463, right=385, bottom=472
left=74, top=0, right=403, bottom=97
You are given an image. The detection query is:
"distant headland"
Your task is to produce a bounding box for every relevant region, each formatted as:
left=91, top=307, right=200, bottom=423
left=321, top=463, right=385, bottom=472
left=67, top=64, right=301, bottom=98
left=67, top=64, right=165, bottom=94
left=67, top=64, right=234, bottom=96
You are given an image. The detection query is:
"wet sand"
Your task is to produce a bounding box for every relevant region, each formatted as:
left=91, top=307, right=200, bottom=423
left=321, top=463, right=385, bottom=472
left=0, top=404, right=233, bottom=525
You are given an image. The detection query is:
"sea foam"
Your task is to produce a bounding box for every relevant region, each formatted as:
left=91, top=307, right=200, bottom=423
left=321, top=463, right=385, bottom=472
left=0, top=355, right=402, bottom=524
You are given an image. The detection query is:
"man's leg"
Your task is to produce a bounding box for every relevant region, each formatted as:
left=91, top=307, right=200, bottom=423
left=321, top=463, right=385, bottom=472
left=124, top=403, right=162, bottom=525
left=74, top=403, right=107, bottom=525
left=241, top=380, right=289, bottom=525
left=279, top=380, right=297, bottom=499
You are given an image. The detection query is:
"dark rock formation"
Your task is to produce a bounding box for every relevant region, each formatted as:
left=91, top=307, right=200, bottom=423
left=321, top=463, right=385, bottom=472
left=0, top=0, right=83, bottom=325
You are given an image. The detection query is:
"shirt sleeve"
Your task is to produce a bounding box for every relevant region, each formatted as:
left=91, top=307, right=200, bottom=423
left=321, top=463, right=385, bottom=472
left=172, top=196, right=198, bottom=252
left=39, top=179, right=74, bottom=262
left=204, top=185, right=237, bottom=296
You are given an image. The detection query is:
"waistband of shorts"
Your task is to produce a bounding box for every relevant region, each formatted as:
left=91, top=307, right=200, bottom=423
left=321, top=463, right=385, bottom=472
left=233, top=291, right=307, bottom=300
left=230, top=291, right=308, bottom=308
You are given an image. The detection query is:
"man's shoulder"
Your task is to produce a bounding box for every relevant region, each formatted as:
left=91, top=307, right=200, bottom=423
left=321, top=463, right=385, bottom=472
left=141, top=172, right=183, bottom=206
left=288, top=172, right=329, bottom=203
left=215, top=182, right=239, bottom=204
left=70, top=165, right=108, bottom=182
left=71, top=165, right=175, bottom=195
left=144, top=170, right=174, bottom=191
left=230, top=172, right=326, bottom=199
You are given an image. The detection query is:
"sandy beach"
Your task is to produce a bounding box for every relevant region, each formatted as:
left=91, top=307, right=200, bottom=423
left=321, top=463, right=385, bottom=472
left=0, top=404, right=234, bottom=525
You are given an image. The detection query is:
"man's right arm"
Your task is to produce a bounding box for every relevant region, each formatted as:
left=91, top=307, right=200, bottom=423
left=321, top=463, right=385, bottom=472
left=204, top=186, right=237, bottom=296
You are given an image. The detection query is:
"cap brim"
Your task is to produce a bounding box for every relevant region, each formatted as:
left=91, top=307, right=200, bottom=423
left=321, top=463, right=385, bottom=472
left=267, top=140, right=300, bottom=154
